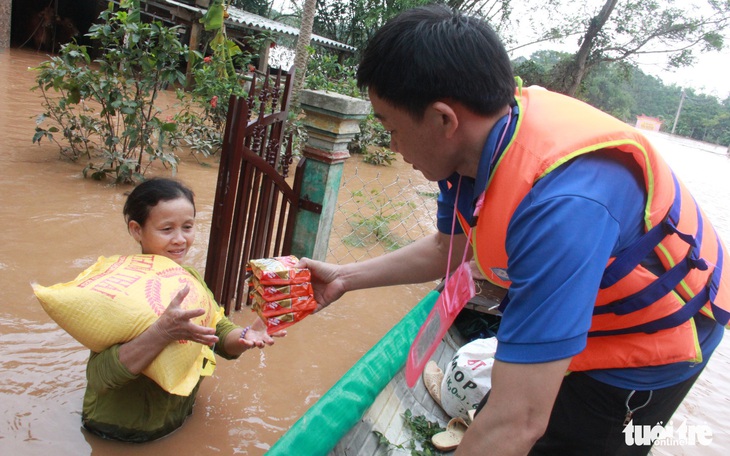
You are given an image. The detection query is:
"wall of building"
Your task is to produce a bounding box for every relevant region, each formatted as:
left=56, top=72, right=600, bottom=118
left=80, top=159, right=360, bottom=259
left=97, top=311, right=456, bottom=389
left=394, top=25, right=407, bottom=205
left=10, top=0, right=100, bottom=52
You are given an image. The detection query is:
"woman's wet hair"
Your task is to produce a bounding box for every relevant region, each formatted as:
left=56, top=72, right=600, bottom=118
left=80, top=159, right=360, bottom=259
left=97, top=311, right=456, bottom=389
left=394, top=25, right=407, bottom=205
left=123, top=178, right=196, bottom=226
left=357, top=4, right=515, bottom=119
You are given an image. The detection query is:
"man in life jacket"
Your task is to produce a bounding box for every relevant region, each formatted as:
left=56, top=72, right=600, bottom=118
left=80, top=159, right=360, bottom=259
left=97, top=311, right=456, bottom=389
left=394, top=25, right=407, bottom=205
left=298, top=4, right=728, bottom=455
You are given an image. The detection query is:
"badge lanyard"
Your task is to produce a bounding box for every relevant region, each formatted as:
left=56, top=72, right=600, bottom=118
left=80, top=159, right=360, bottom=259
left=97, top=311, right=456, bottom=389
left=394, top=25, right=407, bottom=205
left=405, top=111, right=513, bottom=387
left=405, top=177, right=475, bottom=387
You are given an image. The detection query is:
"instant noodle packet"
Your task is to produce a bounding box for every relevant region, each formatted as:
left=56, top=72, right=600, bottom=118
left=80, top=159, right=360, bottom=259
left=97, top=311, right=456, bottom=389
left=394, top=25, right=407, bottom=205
left=246, top=255, right=316, bottom=333
left=263, top=309, right=314, bottom=334
left=251, top=293, right=318, bottom=317
left=249, top=276, right=313, bottom=302
left=247, top=255, right=310, bottom=285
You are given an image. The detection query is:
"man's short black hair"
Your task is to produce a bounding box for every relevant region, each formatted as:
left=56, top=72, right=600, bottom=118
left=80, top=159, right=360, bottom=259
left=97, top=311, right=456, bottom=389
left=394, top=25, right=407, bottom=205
left=357, top=4, right=515, bottom=119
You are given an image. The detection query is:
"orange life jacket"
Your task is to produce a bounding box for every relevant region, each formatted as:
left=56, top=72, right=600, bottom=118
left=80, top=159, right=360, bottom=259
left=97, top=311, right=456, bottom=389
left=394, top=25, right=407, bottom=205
left=471, top=87, right=730, bottom=371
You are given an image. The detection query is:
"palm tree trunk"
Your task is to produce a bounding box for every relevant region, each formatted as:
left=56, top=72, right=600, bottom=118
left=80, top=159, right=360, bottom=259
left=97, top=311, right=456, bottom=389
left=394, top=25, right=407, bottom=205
left=291, top=0, right=317, bottom=105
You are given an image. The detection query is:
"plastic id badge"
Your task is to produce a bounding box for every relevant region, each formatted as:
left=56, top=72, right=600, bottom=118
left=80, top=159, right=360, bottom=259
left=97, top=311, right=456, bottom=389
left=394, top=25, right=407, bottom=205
left=405, top=261, right=475, bottom=387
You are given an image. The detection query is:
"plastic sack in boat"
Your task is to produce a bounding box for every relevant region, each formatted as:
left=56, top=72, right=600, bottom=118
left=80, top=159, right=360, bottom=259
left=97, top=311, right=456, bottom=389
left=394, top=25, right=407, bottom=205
left=441, top=337, right=498, bottom=420
left=32, top=254, right=223, bottom=396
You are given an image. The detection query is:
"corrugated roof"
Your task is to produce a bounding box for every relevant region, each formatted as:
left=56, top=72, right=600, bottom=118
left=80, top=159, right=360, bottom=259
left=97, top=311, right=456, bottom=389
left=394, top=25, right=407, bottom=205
left=165, top=0, right=356, bottom=52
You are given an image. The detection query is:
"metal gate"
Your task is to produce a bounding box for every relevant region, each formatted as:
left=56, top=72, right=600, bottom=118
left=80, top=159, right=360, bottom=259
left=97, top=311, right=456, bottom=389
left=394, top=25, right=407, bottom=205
left=204, top=70, right=321, bottom=314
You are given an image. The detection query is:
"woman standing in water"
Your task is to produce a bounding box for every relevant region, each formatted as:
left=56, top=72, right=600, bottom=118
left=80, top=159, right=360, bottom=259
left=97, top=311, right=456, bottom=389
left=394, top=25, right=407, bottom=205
left=82, top=178, right=285, bottom=442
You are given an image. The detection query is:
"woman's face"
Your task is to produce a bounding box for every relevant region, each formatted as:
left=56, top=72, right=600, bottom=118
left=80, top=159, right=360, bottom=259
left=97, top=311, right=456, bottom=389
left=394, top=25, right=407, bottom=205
left=128, top=197, right=196, bottom=265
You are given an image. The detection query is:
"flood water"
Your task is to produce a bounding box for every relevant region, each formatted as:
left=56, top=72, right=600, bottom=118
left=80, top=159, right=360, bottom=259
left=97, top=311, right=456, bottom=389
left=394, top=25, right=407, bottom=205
left=1, top=48, right=729, bottom=455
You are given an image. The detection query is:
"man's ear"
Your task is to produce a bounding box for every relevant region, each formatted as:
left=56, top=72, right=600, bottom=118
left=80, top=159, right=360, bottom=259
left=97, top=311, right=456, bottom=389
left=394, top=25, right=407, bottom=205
left=128, top=220, right=143, bottom=242
left=430, top=101, right=459, bottom=138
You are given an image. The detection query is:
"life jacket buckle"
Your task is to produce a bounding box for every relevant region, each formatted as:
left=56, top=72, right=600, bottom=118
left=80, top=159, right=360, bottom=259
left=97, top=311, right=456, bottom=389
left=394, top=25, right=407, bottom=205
left=688, top=253, right=708, bottom=271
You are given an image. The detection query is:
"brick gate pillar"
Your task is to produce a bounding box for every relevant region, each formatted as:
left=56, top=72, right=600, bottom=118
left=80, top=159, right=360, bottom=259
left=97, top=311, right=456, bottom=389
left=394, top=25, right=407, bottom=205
left=291, top=90, right=370, bottom=260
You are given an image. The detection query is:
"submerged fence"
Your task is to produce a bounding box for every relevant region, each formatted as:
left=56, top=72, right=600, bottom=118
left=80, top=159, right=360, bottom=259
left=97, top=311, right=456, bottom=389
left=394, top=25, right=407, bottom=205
left=326, top=156, right=440, bottom=264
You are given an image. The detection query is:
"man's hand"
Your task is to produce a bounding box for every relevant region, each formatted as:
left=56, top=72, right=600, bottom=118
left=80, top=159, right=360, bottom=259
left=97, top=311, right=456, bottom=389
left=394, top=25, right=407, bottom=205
left=296, top=257, right=347, bottom=312
left=455, top=358, right=571, bottom=456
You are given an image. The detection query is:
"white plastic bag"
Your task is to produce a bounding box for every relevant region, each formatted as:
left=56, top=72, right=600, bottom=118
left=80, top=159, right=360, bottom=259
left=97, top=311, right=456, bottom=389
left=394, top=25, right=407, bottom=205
left=441, top=337, right=498, bottom=419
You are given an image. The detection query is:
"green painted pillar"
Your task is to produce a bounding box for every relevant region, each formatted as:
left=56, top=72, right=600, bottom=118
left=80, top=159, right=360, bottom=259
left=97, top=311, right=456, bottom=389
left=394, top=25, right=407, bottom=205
left=291, top=90, right=371, bottom=260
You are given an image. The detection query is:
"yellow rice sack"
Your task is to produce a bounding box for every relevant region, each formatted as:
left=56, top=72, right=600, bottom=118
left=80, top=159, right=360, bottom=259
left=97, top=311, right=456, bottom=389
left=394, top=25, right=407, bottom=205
left=32, top=254, right=223, bottom=396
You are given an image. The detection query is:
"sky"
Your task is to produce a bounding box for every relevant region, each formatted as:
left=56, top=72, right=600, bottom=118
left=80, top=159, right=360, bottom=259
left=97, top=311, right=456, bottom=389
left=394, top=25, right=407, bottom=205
left=636, top=49, right=730, bottom=100
left=503, top=0, right=730, bottom=102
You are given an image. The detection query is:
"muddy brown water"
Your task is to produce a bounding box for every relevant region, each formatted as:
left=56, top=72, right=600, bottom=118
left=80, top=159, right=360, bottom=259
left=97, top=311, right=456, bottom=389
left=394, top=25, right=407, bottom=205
left=1, top=48, right=728, bottom=455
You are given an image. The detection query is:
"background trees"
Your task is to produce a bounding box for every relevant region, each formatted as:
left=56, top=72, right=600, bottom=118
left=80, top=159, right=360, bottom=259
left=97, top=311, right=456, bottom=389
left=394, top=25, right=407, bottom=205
left=312, top=0, right=514, bottom=52
left=32, top=0, right=730, bottom=182
left=513, top=49, right=730, bottom=145
left=299, top=0, right=730, bottom=144
left=518, top=0, right=730, bottom=96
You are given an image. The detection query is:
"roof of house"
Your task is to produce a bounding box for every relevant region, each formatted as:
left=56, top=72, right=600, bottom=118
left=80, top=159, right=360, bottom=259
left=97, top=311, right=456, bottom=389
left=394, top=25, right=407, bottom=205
left=164, top=0, right=356, bottom=52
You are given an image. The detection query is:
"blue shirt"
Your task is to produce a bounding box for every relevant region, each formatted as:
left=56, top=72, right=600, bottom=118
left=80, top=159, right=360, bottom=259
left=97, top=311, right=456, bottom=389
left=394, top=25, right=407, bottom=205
left=437, top=108, right=723, bottom=390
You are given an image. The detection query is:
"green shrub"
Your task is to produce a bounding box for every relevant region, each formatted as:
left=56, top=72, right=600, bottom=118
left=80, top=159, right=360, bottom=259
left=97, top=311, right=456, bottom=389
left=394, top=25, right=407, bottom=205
left=343, top=188, right=414, bottom=251
left=171, top=54, right=253, bottom=159
left=171, top=0, right=262, bottom=159
left=349, top=113, right=391, bottom=156
left=362, top=146, right=396, bottom=166
left=33, top=6, right=187, bottom=183
left=304, top=51, right=360, bottom=97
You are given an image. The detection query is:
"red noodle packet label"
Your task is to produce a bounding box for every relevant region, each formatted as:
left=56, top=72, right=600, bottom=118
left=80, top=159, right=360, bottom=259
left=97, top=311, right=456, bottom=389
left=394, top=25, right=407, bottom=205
left=247, top=255, right=311, bottom=285
left=249, top=276, right=313, bottom=302
left=263, top=309, right=314, bottom=334
left=251, top=293, right=317, bottom=317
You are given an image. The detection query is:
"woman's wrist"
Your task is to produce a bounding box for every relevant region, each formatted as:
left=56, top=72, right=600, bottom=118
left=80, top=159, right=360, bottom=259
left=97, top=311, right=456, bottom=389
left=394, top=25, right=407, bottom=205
left=239, top=325, right=251, bottom=341
left=150, top=318, right=177, bottom=345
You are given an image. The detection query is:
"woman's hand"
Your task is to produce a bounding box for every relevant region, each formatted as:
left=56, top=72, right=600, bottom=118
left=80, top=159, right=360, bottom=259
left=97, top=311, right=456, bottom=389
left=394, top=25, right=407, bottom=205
left=226, top=316, right=286, bottom=356
left=119, top=285, right=218, bottom=374
left=152, top=285, right=219, bottom=346
left=296, top=257, right=346, bottom=312
left=244, top=315, right=286, bottom=347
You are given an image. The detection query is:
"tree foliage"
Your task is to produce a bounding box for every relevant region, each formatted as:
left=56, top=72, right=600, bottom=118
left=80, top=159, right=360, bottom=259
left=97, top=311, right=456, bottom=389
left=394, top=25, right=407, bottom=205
left=230, top=0, right=271, bottom=16
left=518, top=0, right=730, bottom=96
left=287, top=0, right=730, bottom=100
left=515, top=49, right=730, bottom=146
left=312, top=0, right=515, bottom=55
left=236, top=1, right=730, bottom=146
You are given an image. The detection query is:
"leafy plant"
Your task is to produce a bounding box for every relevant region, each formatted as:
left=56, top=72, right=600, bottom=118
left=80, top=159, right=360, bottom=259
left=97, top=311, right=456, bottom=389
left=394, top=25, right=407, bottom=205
left=343, top=188, right=414, bottom=251
left=284, top=108, right=309, bottom=158
left=348, top=113, right=391, bottom=155
left=373, top=409, right=446, bottom=455
left=172, top=55, right=253, bottom=158
left=171, top=0, right=261, bottom=158
left=362, top=146, right=396, bottom=166
left=304, top=51, right=360, bottom=97
left=32, top=4, right=186, bottom=183
left=299, top=49, right=396, bottom=162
